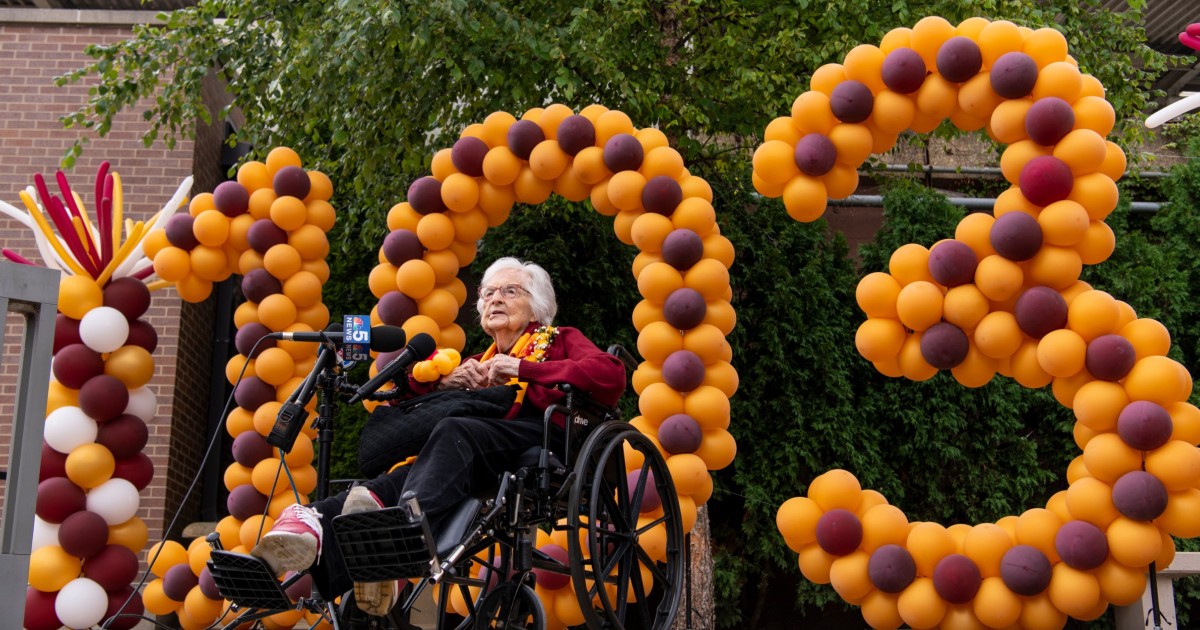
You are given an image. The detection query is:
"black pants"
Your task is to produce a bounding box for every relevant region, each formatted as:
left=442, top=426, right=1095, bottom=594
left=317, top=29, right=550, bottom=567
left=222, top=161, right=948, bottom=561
left=309, top=414, right=559, bottom=598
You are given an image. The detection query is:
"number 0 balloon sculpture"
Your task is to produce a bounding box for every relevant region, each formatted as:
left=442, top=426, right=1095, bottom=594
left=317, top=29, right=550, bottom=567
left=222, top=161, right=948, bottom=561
left=766, top=16, right=1198, bottom=630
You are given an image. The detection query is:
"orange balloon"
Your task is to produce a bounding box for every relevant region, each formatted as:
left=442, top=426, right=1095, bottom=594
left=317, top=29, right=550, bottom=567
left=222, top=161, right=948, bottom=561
left=65, top=442, right=116, bottom=489
left=753, top=140, right=800, bottom=186
left=856, top=272, right=901, bottom=318
left=856, top=318, right=907, bottom=363
left=843, top=44, right=886, bottom=94
left=28, top=545, right=81, bottom=592
left=257, top=294, right=299, bottom=331
left=973, top=311, right=1022, bottom=359
left=810, top=63, right=847, bottom=96
left=105, top=345, right=155, bottom=388
left=1125, top=355, right=1191, bottom=407
left=910, top=15, right=956, bottom=69
left=895, top=281, right=944, bottom=332
left=791, top=91, right=837, bottom=135
left=871, top=91, right=917, bottom=134
left=237, top=161, right=271, bottom=191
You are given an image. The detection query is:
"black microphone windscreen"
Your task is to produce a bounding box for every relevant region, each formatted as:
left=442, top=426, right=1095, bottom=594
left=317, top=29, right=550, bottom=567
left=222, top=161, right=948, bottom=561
left=408, top=332, right=437, bottom=358
left=326, top=322, right=344, bottom=333
left=370, top=326, right=407, bottom=353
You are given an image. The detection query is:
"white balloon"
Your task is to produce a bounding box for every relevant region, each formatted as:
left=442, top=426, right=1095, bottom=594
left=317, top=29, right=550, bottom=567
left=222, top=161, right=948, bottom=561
left=85, top=478, right=140, bottom=525
left=55, top=577, right=108, bottom=629
left=124, top=386, right=158, bottom=422
left=43, top=406, right=98, bottom=453
left=78, top=306, right=130, bottom=353
left=31, top=515, right=60, bottom=551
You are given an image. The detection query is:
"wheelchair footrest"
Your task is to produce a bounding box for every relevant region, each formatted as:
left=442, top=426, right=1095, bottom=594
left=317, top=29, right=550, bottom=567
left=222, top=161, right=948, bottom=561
left=207, top=550, right=294, bottom=611
left=333, top=507, right=437, bottom=582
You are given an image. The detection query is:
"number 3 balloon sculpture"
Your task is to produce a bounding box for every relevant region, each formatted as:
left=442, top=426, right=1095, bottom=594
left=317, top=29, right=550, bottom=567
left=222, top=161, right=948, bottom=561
left=768, top=16, right=1200, bottom=630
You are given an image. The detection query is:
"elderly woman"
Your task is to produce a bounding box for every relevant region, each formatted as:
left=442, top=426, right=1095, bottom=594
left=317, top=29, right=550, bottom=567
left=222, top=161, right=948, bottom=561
left=252, top=257, right=626, bottom=615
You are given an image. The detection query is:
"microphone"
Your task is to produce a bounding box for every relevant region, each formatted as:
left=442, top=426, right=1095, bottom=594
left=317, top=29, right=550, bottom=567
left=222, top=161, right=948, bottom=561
left=348, top=332, right=437, bottom=404
left=268, top=325, right=407, bottom=351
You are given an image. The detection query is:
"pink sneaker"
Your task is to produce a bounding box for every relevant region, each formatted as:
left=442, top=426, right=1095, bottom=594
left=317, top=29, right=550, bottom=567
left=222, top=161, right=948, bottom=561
left=345, top=486, right=400, bottom=616
left=252, top=504, right=323, bottom=574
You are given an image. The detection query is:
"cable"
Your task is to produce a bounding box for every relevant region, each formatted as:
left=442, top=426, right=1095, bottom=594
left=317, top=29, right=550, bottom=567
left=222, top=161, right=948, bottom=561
left=100, top=335, right=269, bottom=629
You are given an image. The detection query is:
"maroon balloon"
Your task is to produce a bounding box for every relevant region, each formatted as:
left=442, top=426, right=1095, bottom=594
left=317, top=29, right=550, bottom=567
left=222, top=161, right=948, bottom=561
left=227, top=484, right=270, bottom=521
left=213, top=180, right=251, bottom=217
left=662, top=229, right=705, bottom=271
left=374, top=348, right=404, bottom=372
left=199, top=566, right=222, bottom=599
left=24, top=587, right=61, bottom=630
left=1014, top=287, right=1068, bottom=338
left=272, top=166, right=311, bottom=201
left=642, top=175, right=683, bottom=215
left=1019, top=156, right=1074, bottom=207
left=163, top=213, right=199, bottom=250
left=627, top=468, right=662, bottom=513
left=662, top=288, right=708, bottom=331
left=830, top=80, right=874, bottom=123
left=507, top=120, right=545, bottom=160
left=927, top=240, right=978, bottom=287
left=882, top=48, right=927, bottom=94
left=378, top=291, right=420, bottom=326
left=234, top=376, right=276, bottom=411
left=451, top=136, right=490, bottom=176
left=989, top=211, right=1043, bottom=261
left=920, top=322, right=969, bottom=369
left=815, top=508, right=863, bottom=556
left=162, top=563, right=200, bottom=601
left=1117, top=400, right=1174, bottom=451
left=1000, top=544, right=1051, bottom=596
left=83, top=544, right=140, bottom=591
left=53, top=343, right=105, bottom=389
left=113, top=452, right=154, bottom=491
left=662, top=350, right=706, bottom=392
left=1112, top=470, right=1169, bottom=521
left=79, top=374, right=130, bottom=422
left=935, top=36, right=983, bottom=83
left=246, top=218, right=289, bottom=254
left=1054, top=520, right=1108, bottom=570
left=533, top=544, right=571, bottom=590
left=603, top=133, right=644, bottom=173
left=990, top=52, right=1039, bottom=99
left=241, top=268, right=283, bottom=303
left=658, top=413, right=703, bottom=454
left=103, top=585, right=143, bottom=630
left=53, top=314, right=83, bottom=354
left=58, top=509, right=110, bottom=558
left=285, top=571, right=314, bottom=602
left=1085, top=334, right=1136, bottom=382
left=868, top=544, right=917, bottom=593
left=407, top=176, right=446, bottom=215
left=232, top=431, right=274, bottom=468
left=97, top=414, right=149, bottom=460
left=382, top=229, right=425, bottom=267
left=794, top=133, right=837, bottom=177
left=103, top=277, right=151, bottom=320
left=556, top=115, right=596, bottom=156
left=124, top=319, right=159, bottom=353
left=36, top=476, right=86, bottom=523
left=933, top=554, right=982, bottom=604
left=234, top=322, right=276, bottom=358
left=40, top=443, right=68, bottom=482
left=1025, top=97, right=1076, bottom=146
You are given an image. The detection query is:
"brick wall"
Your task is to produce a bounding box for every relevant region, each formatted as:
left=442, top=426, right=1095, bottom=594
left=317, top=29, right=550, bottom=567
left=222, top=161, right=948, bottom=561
left=0, top=13, right=228, bottom=549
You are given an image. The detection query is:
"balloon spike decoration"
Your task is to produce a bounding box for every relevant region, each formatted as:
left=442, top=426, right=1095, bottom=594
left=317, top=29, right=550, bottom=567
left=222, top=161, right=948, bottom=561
left=1146, top=23, right=1200, bottom=128
left=5, top=163, right=191, bottom=629
left=765, top=16, right=1196, bottom=630
left=368, top=105, right=738, bottom=626
left=137, top=147, right=335, bottom=629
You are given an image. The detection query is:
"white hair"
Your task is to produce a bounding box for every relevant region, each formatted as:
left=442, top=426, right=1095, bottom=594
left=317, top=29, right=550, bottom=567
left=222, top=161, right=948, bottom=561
left=476, top=257, right=558, bottom=325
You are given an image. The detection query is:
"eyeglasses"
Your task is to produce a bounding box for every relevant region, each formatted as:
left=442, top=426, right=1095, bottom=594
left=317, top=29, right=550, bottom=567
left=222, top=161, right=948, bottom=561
left=478, top=284, right=529, bottom=301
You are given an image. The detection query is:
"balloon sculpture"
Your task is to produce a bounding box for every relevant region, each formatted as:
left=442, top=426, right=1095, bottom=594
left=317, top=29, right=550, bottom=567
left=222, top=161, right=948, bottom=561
left=141, top=147, right=335, bottom=629
left=1, top=164, right=190, bottom=629
left=765, top=16, right=1195, bottom=630
left=368, top=104, right=738, bottom=627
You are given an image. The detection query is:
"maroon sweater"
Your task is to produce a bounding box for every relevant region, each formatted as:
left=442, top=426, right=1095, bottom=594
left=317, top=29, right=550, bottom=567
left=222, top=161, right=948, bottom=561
left=408, top=324, right=626, bottom=426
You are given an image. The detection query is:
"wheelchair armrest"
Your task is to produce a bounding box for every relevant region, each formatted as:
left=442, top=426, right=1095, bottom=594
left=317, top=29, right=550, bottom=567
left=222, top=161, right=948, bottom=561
left=607, top=344, right=639, bottom=372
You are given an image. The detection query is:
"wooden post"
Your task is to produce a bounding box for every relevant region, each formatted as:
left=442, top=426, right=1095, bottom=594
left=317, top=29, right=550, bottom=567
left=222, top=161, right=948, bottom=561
left=672, top=505, right=714, bottom=629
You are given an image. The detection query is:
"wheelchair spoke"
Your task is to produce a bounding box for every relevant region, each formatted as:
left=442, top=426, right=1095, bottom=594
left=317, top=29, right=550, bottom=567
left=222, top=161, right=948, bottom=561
left=635, top=545, right=672, bottom=586
left=626, top=457, right=653, bottom=523
left=634, top=513, right=670, bottom=536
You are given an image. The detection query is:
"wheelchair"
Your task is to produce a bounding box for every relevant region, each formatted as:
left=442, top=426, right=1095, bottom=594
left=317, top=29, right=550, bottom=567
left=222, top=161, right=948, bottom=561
left=206, top=347, right=685, bottom=630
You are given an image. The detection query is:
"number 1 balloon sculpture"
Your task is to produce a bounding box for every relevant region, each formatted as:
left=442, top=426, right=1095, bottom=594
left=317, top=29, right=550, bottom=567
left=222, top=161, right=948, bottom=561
left=767, top=16, right=1199, bottom=630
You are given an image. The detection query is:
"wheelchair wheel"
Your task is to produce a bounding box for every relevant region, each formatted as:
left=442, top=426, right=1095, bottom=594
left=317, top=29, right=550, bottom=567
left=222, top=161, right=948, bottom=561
left=566, top=425, right=685, bottom=629
left=473, top=581, right=545, bottom=629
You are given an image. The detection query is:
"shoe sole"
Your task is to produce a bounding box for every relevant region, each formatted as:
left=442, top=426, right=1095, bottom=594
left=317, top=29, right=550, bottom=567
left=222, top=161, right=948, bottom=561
left=354, top=579, right=397, bottom=617
left=252, top=531, right=318, bottom=574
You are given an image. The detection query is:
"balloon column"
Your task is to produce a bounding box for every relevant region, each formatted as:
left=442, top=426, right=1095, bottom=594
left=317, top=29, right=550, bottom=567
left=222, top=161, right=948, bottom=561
left=142, top=147, right=334, bottom=629
left=764, top=16, right=1196, bottom=630
left=0, top=164, right=190, bottom=630
left=370, top=104, right=738, bottom=626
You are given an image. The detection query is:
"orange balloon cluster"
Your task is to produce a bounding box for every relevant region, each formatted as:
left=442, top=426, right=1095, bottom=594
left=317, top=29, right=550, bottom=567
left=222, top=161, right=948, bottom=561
left=375, top=107, right=737, bottom=627
left=768, top=16, right=1194, bottom=629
